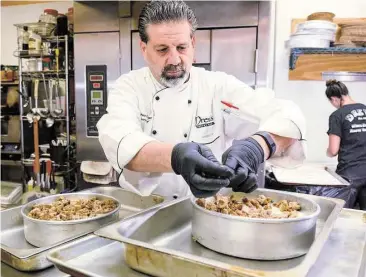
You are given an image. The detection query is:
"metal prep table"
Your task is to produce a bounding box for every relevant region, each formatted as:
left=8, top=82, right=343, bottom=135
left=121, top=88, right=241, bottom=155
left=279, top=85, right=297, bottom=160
left=2, top=208, right=365, bottom=277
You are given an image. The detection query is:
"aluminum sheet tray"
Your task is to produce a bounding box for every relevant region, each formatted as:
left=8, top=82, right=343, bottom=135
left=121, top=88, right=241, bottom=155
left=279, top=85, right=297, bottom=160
left=90, top=189, right=346, bottom=277
left=46, top=204, right=366, bottom=277
left=0, top=186, right=165, bottom=272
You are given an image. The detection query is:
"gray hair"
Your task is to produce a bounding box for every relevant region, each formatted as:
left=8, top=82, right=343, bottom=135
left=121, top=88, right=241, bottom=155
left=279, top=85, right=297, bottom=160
left=138, top=0, right=198, bottom=43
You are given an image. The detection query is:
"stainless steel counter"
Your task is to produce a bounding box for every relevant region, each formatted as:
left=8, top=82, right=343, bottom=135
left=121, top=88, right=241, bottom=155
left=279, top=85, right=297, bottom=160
left=2, top=208, right=365, bottom=277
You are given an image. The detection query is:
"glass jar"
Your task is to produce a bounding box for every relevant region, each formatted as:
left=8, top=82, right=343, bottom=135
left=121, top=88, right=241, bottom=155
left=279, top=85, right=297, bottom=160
left=18, top=26, right=30, bottom=51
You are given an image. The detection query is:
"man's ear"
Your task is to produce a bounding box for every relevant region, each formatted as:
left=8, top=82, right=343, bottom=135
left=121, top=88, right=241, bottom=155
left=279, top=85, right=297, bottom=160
left=140, top=40, right=147, bottom=58
left=191, top=35, right=196, bottom=49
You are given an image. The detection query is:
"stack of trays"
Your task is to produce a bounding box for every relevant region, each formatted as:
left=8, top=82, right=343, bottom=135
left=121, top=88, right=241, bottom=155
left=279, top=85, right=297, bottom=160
left=286, top=20, right=337, bottom=48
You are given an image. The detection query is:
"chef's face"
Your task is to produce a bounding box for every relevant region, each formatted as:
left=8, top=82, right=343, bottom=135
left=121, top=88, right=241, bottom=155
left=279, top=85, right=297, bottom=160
left=140, top=21, right=195, bottom=88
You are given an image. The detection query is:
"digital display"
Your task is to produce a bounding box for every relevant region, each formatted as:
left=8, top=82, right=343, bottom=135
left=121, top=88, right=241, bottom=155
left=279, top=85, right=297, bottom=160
left=90, top=75, right=103, bottom=81
left=92, top=90, right=102, bottom=99
left=91, top=90, right=103, bottom=105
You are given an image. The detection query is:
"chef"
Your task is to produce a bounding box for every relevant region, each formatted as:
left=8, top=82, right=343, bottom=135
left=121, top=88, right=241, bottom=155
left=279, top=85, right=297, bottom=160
left=97, top=0, right=306, bottom=199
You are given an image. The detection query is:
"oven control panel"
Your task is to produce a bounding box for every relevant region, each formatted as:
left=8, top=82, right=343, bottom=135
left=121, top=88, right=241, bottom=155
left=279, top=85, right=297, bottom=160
left=86, top=65, right=107, bottom=137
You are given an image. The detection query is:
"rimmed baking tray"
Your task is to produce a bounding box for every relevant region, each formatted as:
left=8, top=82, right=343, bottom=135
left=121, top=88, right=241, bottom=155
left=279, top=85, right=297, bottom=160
left=0, top=186, right=165, bottom=271
left=47, top=206, right=366, bottom=277
left=90, top=189, right=344, bottom=277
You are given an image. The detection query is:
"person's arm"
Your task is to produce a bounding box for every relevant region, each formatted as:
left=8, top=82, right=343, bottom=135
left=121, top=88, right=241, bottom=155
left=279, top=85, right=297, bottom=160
left=326, top=113, right=342, bottom=157
left=326, top=135, right=340, bottom=157
left=253, top=133, right=296, bottom=160
left=216, top=72, right=306, bottom=163
left=126, top=141, right=174, bottom=172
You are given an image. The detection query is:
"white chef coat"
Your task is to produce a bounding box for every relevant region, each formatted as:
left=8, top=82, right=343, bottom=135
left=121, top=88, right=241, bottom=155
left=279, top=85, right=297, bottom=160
left=97, top=66, right=306, bottom=198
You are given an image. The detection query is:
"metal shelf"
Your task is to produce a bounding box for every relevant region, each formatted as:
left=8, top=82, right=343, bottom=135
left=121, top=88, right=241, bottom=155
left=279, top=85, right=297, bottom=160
left=289, top=47, right=366, bottom=70
left=22, top=70, right=66, bottom=75
left=21, top=116, right=67, bottom=121
left=1, top=81, right=19, bottom=86
left=0, top=160, right=22, bottom=166
left=18, top=51, right=53, bottom=59
left=322, top=71, right=366, bottom=81
left=1, top=151, right=21, bottom=155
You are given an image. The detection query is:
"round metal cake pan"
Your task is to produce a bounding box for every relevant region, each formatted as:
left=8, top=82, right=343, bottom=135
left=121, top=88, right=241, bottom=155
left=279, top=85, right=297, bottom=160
left=21, top=193, right=120, bottom=247
left=191, top=188, right=321, bottom=260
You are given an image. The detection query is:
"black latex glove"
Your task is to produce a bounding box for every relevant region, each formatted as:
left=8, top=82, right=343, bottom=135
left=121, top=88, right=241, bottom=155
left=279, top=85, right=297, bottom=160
left=222, top=137, right=264, bottom=193
left=171, top=142, right=233, bottom=198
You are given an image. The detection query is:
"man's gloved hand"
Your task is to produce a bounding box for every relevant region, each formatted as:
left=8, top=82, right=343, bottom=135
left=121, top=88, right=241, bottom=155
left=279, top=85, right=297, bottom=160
left=222, top=137, right=264, bottom=193
left=171, top=142, right=233, bottom=198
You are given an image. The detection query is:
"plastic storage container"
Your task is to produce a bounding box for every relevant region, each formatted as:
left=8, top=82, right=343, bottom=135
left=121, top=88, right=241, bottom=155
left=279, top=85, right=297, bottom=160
left=0, top=181, right=22, bottom=208
left=39, top=9, right=58, bottom=24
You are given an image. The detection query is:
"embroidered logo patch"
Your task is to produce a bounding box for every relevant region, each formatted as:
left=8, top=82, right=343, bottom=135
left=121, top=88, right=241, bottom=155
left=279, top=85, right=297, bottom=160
left=195, top=116, right=215, bottom=128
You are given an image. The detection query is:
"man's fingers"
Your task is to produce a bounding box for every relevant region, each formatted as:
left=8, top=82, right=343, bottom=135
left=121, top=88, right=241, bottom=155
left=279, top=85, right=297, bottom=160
left=191, top=173, right=230, bottom=190
left=222, top=155, right=239, bottom=172
left=189, top=185, right=220, bottom=198
left=193, top=154, right=233, bottom=179
left=241, top=172, right=258, bottom=193
left=228, top=166, right=248, bottom=190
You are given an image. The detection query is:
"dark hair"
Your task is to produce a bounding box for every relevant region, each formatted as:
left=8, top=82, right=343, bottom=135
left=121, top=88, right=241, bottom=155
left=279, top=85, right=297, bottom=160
left=138, top=0, right=198, bottom=44
left=325, top=79, right=349, bottom=99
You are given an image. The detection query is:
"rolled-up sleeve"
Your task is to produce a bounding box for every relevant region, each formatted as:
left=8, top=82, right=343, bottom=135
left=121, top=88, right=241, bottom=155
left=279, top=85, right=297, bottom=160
left=214, top=72, right=306, bottom=166
left=96, top=76, right=156, bottom=172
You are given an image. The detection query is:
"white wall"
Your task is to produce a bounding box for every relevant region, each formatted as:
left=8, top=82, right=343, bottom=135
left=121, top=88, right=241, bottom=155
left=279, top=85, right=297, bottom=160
left=274, top=0, right=366, bottom=164
left=1, top=1, right=72, bottom=65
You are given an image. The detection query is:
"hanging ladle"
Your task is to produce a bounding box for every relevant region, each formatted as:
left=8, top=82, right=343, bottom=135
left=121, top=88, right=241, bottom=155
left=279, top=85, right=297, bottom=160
left=45, top=79, right=55, bottom=127
left=53, top=79, right=63, bottom=117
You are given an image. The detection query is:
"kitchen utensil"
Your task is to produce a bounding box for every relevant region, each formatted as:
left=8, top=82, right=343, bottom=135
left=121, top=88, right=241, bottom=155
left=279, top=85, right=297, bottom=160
left=21, top=193, right=121, bottom=247
left=31, top=79, right=39, bottom=114
left=50, top=163, right=57, bottom=194
left=22, top=81, right=29, bottom=107
left=26, top=97, right=34, bottom=124
left=41, top=160, right=46, bottom=191
left=46, top=159, right=52, bottom=192
left=33, top=117, right=41, bottom=190
left=53, top=80, right=63, bottom=116
left=44, top=79, right=55, bottom=127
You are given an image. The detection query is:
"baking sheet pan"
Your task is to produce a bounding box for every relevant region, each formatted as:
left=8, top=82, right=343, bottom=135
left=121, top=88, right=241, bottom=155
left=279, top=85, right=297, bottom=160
left=46, top=203, right=366, bottom=277
left=92, top=189, right=345, bottom=277
left=0, top=186, right=165, bottom=271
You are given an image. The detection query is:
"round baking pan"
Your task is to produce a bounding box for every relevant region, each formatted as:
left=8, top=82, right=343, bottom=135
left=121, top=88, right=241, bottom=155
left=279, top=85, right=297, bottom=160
left=21, top=193, right=120, bottom=247
left=191, top=188, right=321, bottom=260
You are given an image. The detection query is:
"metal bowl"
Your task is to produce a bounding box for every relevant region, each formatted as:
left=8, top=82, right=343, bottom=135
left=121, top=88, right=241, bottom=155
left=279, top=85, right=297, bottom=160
left=191, top=188, right=321, bottom=260
left=21, top=193, right=120, bottom=247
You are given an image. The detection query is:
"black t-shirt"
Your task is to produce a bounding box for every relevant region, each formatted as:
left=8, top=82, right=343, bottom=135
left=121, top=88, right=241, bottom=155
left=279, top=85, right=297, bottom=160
left=327, top=103, right=366, bottom=181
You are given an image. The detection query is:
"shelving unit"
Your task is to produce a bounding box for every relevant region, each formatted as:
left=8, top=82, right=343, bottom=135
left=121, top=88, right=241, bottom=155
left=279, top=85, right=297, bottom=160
left=288, top=17, right=366, bottom=80
left=15, top=21, right=76, bottom=192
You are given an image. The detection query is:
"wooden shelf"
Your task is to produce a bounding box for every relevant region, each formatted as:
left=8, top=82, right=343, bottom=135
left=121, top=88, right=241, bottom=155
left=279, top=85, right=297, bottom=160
left=290, top=47, right=366, bottom=70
